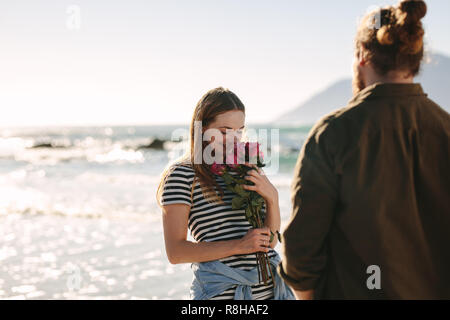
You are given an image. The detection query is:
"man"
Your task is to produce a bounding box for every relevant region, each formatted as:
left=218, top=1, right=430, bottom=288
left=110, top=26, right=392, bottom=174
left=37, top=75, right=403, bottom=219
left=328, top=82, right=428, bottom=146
left=278, top=0, right=450, bottom=299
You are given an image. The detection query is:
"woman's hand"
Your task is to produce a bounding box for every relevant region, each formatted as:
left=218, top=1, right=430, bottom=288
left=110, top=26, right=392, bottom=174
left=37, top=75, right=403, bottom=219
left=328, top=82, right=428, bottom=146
left=236, top=227, right=271, bottom=255
left=242, top=164, right=279, bottom=206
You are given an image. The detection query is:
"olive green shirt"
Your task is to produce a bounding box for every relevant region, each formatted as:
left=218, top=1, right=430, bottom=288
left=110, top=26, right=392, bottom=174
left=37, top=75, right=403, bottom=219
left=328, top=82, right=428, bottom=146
left=278, top=82, right=450, bottom=299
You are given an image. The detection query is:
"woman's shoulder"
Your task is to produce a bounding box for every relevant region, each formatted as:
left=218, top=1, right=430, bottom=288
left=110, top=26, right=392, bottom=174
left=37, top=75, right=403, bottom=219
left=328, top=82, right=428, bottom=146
left=167, top=161, right=195, bottom=179
left=160, top=161, right=195, bottom=207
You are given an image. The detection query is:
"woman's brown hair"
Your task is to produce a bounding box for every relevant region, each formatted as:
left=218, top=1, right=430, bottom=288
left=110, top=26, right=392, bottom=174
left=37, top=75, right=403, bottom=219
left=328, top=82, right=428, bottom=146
left=356, top=0, right=427, bottom=77
left=156, top=87, right=246, bottom=207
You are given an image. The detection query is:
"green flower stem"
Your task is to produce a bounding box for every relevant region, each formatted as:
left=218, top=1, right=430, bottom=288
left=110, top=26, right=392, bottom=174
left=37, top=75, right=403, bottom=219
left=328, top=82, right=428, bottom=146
left=221, top=165, right=277, bottom=285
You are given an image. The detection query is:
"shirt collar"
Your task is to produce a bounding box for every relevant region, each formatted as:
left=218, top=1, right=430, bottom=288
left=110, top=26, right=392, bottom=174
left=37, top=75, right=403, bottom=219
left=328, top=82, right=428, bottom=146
left=349, top=82, right=427, bottom=105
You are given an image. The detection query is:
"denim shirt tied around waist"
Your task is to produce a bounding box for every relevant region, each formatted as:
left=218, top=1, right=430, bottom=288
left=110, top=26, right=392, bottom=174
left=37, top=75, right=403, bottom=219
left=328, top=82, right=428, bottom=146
left=190, top=251, right=295, bottom=300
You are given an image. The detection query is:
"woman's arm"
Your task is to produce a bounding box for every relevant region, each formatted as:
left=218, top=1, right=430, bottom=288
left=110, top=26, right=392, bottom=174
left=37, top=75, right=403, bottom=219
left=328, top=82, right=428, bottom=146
left=162, top=203, right=271, bottom=264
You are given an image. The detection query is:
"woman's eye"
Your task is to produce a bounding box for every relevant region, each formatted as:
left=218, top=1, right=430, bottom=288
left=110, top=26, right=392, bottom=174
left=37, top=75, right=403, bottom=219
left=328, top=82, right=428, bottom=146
left=220, top=129, right=243, bottom=137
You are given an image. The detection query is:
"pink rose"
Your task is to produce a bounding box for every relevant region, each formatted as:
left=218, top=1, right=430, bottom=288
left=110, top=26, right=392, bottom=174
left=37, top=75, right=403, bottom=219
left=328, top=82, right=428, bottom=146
left=211, top=162, right=226, bottom=176
left=246, top=142, right=261, bottom=164
left=225, top=152, right=237, bottom=169
left=226, top=142, right=245, bottom=169
left=235, top=142, right=246, bottom=165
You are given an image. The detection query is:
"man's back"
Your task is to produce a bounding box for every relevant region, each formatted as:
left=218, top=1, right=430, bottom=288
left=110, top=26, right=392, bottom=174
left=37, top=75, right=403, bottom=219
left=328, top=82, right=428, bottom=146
left=279, top=82, right=450, bottom=299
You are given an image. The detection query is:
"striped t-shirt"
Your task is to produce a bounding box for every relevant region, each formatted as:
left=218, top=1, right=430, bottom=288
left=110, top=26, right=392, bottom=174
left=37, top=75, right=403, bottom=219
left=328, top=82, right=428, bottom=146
left=160, top=162, right=277, bottom=300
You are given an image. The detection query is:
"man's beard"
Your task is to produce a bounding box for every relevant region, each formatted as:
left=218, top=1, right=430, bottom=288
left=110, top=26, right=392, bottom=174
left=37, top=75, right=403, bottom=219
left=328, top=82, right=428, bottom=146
left=352, top=68, right=366, bottom=96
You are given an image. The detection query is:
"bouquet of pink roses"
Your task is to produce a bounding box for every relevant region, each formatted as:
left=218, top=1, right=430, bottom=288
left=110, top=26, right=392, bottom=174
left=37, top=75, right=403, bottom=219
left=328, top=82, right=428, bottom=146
left=210, top=141, right=281, bottom=285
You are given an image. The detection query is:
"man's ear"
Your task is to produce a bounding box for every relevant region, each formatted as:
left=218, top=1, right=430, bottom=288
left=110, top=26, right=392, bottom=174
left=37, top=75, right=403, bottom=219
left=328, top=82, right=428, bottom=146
left=358, top=46, right=368, bottom=67
left=360, top=56, right=368, bottom=67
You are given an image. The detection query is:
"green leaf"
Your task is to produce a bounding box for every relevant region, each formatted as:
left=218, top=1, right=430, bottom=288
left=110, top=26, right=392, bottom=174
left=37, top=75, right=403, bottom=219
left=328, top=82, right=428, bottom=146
left=222, top=173, right=234, bottom=185
left=234, top=184, right=247, bottom=197
left=231, top=196, right=245, bottom=210
left=269, top=231, right=274, bottom=243
left=251, top=197, right=264, bottom=207
left=245, top=207, right=253, bottom=219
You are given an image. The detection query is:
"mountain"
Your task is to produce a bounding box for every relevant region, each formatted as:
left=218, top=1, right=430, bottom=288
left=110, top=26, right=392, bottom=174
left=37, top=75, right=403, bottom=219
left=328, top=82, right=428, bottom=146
left=275, top=53, right=450, bottom=126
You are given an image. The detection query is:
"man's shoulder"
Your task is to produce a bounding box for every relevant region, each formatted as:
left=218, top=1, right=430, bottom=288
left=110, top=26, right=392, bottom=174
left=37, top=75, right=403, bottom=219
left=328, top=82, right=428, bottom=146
left=422, top=97, right=450, bottom=129
left=308, top=104, right=357, bottom=140
left=304, top=99, right=371, bottom=157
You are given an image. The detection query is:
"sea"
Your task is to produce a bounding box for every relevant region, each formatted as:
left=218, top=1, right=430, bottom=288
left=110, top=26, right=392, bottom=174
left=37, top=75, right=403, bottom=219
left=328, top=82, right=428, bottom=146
left=0, top=124, right=311, bottom=299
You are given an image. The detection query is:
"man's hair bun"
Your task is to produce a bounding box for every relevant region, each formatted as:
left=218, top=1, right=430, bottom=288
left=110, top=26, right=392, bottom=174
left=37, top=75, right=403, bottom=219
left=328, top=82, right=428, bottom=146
left=356, top=0, right=427, bottom=77
left=397, top=0, right=427, bottom=26
left=395, top=0, right=427, bottom=54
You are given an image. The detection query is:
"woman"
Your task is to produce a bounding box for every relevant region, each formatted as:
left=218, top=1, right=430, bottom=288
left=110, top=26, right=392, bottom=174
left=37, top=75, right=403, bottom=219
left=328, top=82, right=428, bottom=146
left=157, top=87, right=294, bottom=300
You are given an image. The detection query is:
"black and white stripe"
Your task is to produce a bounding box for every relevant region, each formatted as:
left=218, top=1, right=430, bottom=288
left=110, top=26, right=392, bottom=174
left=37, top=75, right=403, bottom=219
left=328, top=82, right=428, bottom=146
left=161, top=163, right=276, bottom=300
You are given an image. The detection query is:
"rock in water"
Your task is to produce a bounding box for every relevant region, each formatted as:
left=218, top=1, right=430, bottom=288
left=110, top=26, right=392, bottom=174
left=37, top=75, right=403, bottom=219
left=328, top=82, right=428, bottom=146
left=29, top=143, right=66, bottom=149
left=137, top=138, right=166, bottom=150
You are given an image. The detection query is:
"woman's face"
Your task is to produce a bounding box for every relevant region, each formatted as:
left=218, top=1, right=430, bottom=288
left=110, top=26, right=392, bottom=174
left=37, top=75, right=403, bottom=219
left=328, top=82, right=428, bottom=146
left=205, top=110, right=245, bottom=151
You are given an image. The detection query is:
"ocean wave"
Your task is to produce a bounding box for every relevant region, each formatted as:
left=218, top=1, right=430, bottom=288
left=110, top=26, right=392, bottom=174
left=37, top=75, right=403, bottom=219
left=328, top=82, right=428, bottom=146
left=0, top=169, right=165, bottom=221
left=0, top=126, right=303, bottom=222
left=0, top=126, right=305, bottom=165
left=0, top=136, right=171, bottom=165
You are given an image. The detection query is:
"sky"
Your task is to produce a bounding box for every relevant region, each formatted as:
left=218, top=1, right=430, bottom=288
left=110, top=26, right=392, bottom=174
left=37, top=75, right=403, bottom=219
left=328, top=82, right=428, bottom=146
left=0, top=0, right=449, bottom=127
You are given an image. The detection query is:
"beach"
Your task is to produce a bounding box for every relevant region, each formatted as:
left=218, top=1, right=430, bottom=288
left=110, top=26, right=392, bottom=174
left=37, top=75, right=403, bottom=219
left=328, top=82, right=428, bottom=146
left=0, top=213, right=192, bottom=299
